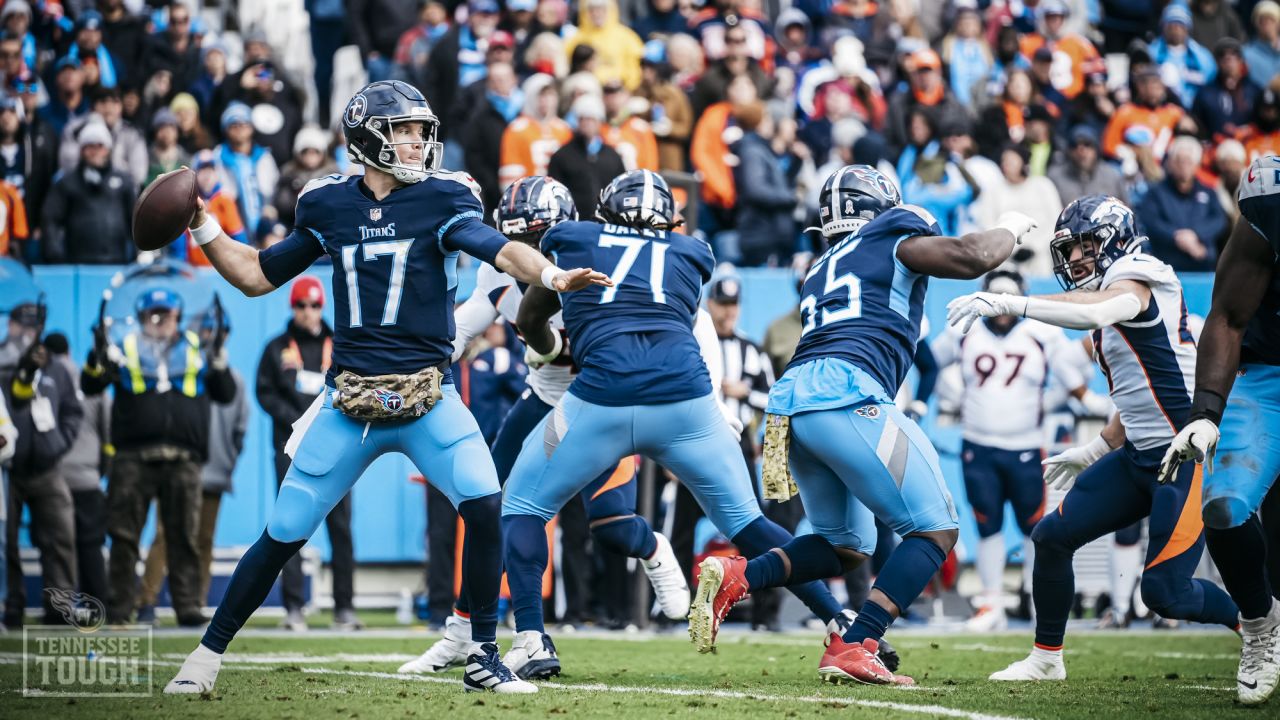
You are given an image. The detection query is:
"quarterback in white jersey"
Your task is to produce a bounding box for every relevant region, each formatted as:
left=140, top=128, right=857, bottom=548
left=934, top=267, right=1107, bottom=630
left=401, top=176, right=703, bottom=680
left=948, top=194, right=1239, bottom=682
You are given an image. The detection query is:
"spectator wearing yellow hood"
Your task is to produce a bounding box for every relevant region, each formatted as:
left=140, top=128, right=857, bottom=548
left=565, top=0, right=644, bottom=90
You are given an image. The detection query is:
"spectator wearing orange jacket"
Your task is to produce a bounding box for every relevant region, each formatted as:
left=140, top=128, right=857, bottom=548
left=1102, top=67, right=1187, bottom=163
left=499, top=73, right=572, bottom=189
left=691, top=73, right=759, bottom=217
left=601, top=79, right=659, bottom=171
left=1237, top=88, right=1280, bottom=162
left=179, top=149, right=245, bottom=266
left=0, top=177, right=28, bottom=257
left=1018, top=0, right=1103, bottom=100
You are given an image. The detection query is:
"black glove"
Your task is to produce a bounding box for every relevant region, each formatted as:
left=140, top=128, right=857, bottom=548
left=15, top=342, right=46, bottom=386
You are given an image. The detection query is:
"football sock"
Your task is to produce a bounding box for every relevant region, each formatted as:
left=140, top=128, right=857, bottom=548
left=844, top=535, right=947, bottom=642
left=1020, top=535, right=1035, bottom=606
left=202, top=530, right=306, bottom=654
left=1032, top=541, right=1074, bottom=649
left=1206, top=514, right=1274, bottom=619
left=503, top=514, right=550, bottom=634
left=732, top=517, right=844, bottom=622
left=843, top=600, right=892, bottom=644
left=743, top=534, right=843, bottom=589
left=976, top=535, right=1005, bottom=607
left=591, top=515, right=659, bottom=559
left=458, top=494, right=503, bottom=643
left=1110, top=541, right=1142, bottom=617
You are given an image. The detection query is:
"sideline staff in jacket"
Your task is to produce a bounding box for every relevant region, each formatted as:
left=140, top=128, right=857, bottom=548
left=82, top=288, right=234, bottom=625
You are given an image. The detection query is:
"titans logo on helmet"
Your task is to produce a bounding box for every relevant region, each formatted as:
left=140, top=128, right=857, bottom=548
left=345, top=93, right=367, bottom=127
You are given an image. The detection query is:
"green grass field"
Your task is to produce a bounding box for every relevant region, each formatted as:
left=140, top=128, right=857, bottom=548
left=0, top=619, right=1261, bottom=720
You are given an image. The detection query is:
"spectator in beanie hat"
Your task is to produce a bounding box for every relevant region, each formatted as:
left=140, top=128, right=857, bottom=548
left=145, top=108, right=188, bottom=185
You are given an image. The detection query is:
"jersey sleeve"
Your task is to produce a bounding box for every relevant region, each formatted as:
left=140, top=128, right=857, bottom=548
left=1238, top=156, right=1280, bottom=257
left=1100, top=253, right=1178, bottom=291
left=1036, top=323, right=1087, bottom=390
left=435, top=172, right=508, bottom=264
left=258, top=184, right=327, bottom=287
left=929, top=326, right=962, bottom=369
left=884, top=205, right=943, bottom=239
left=451, top=270, right=503, bottom=363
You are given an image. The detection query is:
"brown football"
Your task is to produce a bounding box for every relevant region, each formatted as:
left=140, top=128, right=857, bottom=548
left=132, top=167, right=198, bottom=252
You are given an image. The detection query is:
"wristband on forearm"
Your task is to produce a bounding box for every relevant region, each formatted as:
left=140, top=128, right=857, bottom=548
left=191, top=215, right=223, bottom=246
left=1189, top=389, right=1226, bottom=425
left=540, top=265, right=561, bottom=291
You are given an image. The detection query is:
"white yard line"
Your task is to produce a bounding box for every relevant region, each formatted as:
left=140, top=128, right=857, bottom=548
left=301, top=667, right=1022, bottom=720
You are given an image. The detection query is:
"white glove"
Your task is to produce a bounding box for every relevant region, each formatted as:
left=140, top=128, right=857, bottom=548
left=994, top=211, right=1038, bottom=245
left=523, top=331, right=563, bottom=369
left=1042, top=435, right=1113, bottom=491
left=1077, top=390, right=1113, bottom=418
left=720, top=402, right=744, bottom=440
left=1157, top=418, right=1220, bottom=484
left=904, top=399, right=928, bottom=422
left=946, top=292, right=1029, bottom=334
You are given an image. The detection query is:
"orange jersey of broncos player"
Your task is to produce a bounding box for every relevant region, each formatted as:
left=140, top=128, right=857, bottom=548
left=1019, top=32, right=1103, bottom=99
left=602, top=117, right=659, bottom=172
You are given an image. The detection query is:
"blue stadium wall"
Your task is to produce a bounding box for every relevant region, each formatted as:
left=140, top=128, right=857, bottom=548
left=23, top=265, right=1216, bottom=563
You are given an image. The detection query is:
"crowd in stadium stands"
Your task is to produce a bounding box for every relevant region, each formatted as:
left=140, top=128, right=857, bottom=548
left=0, top=0, right=1266, bottom=272
left=0, top=0, right=1272, bottom=629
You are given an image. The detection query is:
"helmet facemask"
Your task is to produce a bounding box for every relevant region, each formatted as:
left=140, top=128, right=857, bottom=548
left=1050, top=226, right=1110, bottom=292
left=351, top=114, right=443, bottom=184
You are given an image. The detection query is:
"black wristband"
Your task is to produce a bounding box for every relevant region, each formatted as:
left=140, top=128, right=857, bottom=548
left=1189, top=389, right=1226, bottom=426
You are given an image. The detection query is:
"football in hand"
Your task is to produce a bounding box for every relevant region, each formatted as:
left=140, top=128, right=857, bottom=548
left=132, top=167, right=198, bottom=252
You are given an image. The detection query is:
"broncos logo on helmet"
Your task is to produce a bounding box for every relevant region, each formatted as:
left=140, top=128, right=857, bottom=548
left=1050, top=194, right=1145, bottom=292
left=494, top=176, right=578, bottom=245
left=342, top=80, right=443, bottom=184
left=596, top=170, right=681, bottom=231
left=816, top=164, right=901, bottom=241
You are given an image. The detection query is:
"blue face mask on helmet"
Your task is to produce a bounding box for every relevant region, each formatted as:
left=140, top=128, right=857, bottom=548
left=816, top=164, right=901, bottom=241
left=494, top=175, right=578, bottom=245
left=1050, top=194, right=1144, bottom=292
left=342, top=80, right=443, bottom=184
left=595, top=169, right=681, bottom=231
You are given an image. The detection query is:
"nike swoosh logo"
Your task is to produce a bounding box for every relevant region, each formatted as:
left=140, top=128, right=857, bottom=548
left=1240, top=679, right=1259, bottom=690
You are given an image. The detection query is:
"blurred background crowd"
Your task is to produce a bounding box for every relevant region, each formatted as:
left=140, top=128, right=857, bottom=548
left=0, top=0, right=1265, bottom=632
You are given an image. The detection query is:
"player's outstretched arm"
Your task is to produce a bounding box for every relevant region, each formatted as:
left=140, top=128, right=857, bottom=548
left=947, top=280, right=1151, bottom=334
left=896, top=211, right=1036, bottom=280
left=516, top=286, right=562, bottom=356
left=189, top=197, right=276, bottom=297
left=494, top=241, right=611, bottom=293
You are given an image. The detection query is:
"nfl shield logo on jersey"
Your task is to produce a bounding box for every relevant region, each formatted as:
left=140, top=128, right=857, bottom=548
left=369, top=207, right=383, bottom=222
left=374, top=388, right=404, bottom=413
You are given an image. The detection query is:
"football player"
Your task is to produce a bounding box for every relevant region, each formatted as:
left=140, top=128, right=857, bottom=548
left=399, top=176, right=691, bottom=679
left=946, top=194, right=1240, bottom=682
left=688, top=165, right=1036, bottom=686
left=932, top=267, right=1111, bottom=631
left=1160, top=156, right=1280, bottom=705
left=502, top=169, right=860, bottom=678
left=159, top=81, right=608, bottom=695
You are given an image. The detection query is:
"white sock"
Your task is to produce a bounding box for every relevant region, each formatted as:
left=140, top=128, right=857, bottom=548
left=1110, top=542, right=1142, bottom=616
left=190, top=644, right=222, bottom=662
left=977, top=535, right=1006, bottom=607
left=1243, top=599, right=1280, bottom=632
left=1031, top=645, right=1063, bottom=663
left=1020, top=535, right=1035, bottom=600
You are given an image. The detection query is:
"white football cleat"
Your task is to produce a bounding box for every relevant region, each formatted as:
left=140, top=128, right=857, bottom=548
left=502, top=630, right=562, bottom=680
left=965, top=605, right=1009, bottom=632
left=1238, top=601, right=1280, bottom=705
left=642, top=533, right=690, bottom=619
left=398, top=614, right=472, bottom=673
left=464, top=642, right=538, bottom=693
left=989, top=650, right=1066, bottom=681
left=164, top=644, right=222, bottom=694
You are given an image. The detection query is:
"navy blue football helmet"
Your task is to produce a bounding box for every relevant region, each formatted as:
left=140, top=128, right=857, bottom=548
left=342, top=80, right=442, bottom=183
left=494, top=176, right=578, bottom=245
left=982, top=266, right=1027, bottom=295
left=1050, top=194, right=1144, bottom=291
left=596, top=169, right=680, bottom=230
left=817, top=164, right=901, bottom=240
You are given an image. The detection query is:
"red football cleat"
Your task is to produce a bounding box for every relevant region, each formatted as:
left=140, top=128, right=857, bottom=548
left=688, top=555, right=749, bottom=653
left=818, top=636, right=914, bottom=686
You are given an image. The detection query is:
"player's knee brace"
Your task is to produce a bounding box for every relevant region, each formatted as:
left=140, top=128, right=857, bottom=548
left=590, top=516, right=658, bottom=558
left=1203, top=496, right=1253, bottom=530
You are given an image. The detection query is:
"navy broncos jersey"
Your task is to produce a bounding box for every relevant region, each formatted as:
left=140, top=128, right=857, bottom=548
left=787, top=205, right=941, bottom=393
left=541, top=220, right=714, bottom=406
left=1235, top=156, right=1280, bottom=366
left=258, top=172, right=507, bottom=380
